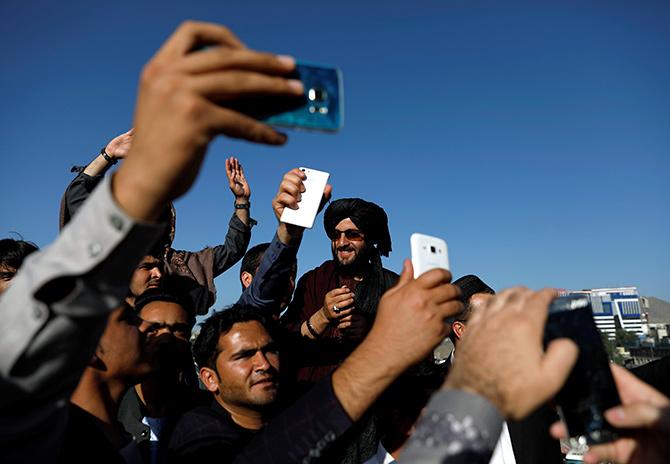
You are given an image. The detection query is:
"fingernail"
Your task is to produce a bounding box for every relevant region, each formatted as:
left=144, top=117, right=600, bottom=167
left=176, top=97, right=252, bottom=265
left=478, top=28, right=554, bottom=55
left=288, top=79, right=304, bottom=93
left=277, top=55, right=296, bottom=67
left=606, top=407, right=625, bottom=421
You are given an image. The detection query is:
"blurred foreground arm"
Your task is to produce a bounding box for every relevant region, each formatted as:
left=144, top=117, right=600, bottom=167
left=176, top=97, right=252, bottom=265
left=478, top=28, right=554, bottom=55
left=401, top=288, right=579, bottom=464
left=1, top=20, right=305, bottom=461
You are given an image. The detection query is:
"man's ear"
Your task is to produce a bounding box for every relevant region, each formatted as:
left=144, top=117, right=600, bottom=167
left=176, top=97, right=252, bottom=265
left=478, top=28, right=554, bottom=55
left=199, top=367, right=220, bottom=393
left=88, top=347, right=106, bottom=370
left=240, top=271, right=253, bottom=289
left=452, top=321, right=466, bottom=340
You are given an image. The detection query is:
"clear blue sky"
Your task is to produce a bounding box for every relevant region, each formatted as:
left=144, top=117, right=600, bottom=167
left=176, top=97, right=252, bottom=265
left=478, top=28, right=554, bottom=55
left=1, top=0, right=669, bottom=306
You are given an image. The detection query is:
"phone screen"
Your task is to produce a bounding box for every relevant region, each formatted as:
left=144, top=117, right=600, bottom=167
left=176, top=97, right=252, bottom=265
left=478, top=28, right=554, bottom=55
left=544, top=296, right=621, bottom=444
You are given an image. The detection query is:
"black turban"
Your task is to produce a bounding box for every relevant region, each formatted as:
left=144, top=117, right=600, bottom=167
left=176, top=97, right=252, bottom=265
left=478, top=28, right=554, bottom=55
left=323, top=198, right=392, bottom=257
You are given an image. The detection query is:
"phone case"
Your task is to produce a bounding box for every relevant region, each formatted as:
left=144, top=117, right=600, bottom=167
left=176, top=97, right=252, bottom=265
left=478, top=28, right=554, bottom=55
left=280, top=168, right=330, bottom=229
left=410, top=233, right=450, bottom=278
left=262, top=62, right=344, bottom=132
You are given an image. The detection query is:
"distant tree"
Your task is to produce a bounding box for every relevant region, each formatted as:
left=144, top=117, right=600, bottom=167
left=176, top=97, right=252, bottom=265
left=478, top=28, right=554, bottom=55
left=614, top=316, right=639, bottom=348
left=600, top=331, right=624, bottom=365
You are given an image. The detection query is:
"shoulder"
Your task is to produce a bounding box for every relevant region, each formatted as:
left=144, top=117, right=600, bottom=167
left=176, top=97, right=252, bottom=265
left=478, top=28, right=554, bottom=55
left=382, top=267, right=400, bottom=285
left=170, top=405, right=240, bottom=449
left=169, top=404, right=255, bottom=461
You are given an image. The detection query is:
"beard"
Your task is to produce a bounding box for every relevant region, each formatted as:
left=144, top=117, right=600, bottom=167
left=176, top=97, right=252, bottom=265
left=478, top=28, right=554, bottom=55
left=332, top=242, right=370, bottom=269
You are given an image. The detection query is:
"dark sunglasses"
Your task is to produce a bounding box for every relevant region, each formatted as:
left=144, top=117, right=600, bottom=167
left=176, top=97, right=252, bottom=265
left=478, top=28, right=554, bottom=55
left=328, top=229, right=365, bottom=241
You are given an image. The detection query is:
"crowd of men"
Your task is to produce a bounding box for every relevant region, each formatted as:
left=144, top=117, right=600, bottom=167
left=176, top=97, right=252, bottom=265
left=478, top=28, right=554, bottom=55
left=1, top=21, right=669, bottom=464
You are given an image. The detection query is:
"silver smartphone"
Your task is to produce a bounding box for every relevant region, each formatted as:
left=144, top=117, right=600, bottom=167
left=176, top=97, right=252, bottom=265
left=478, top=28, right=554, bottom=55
left=280, top=167, right=330, bottom=229
left=410, top=233, right=450, bottom=278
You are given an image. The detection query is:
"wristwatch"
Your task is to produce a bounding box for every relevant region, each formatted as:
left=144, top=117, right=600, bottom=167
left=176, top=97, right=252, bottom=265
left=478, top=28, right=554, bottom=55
left=100, top=147, right=118, bottom=165
left=234, top=201, right=250, bottom=210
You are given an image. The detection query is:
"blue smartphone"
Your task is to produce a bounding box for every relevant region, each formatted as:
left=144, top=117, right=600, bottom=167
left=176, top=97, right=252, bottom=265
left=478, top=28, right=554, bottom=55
left=262, top=62, right=343, bottom=132
left=231, top=62, right=344, bottom=132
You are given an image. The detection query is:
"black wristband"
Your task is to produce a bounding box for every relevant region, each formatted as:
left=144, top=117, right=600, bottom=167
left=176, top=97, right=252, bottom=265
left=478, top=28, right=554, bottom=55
left=100, top=147, right=118, bottom=165
left=306, top=319, right=321, bottom=339
left=234, top=201, right=250, bottom=210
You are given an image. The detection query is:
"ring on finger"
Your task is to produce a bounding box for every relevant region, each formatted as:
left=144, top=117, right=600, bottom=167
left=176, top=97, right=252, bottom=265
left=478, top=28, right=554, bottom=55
left=333, top=305, right=340, bottom=314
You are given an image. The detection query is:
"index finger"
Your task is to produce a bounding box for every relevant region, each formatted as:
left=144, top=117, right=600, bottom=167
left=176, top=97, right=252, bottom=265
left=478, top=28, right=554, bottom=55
left=413, top=268, right=452, bottom=289
left=155, top=21, right=245, bottom=61
left=517, top=288, right=557, bottom=330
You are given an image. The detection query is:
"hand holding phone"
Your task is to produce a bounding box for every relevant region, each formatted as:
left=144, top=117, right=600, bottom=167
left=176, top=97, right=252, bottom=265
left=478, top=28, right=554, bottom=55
left=280, top=167, right=330, bottom=229
left=544, top=295, right=621, bottom=444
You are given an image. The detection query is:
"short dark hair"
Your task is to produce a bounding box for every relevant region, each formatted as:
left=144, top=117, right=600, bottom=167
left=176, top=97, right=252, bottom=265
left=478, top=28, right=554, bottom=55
left=0, top=239, right=38, bottom=271
left=134, top=287, right=195, bottom=325
left=239, top=243, right=270, bottom=286
left=448, top=274, right=495, bottom=325
left=192, top=305, right=275, bottom=370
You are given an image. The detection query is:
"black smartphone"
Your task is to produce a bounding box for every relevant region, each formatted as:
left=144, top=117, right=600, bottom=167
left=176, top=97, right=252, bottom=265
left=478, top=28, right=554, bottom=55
left=544, top=295, right=621, bottom=444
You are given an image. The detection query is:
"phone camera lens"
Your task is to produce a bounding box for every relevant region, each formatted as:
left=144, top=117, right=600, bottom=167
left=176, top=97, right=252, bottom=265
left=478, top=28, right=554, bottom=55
left=308, top=88, right=328, bottom=102
left=430, top=246, right=436, bottom=253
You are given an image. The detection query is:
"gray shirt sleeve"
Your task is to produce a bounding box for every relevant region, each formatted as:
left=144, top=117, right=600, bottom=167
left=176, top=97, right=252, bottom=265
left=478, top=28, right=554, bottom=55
left=400, top=389, right=504, bottom=464
left=0, top=176, right=165, bottom=462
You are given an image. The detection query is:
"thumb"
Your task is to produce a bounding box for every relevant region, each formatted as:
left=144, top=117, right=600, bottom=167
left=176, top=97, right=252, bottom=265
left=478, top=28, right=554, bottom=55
left=396, top=259, right=414, bottom=287
left=535, top=338, right=579, bottom=403
left=318, top=184, right=333, bottom=213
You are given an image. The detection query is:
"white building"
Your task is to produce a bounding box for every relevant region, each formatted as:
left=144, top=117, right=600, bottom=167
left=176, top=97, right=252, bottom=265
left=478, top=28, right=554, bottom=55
left=567, top=287, right=643, bottom=339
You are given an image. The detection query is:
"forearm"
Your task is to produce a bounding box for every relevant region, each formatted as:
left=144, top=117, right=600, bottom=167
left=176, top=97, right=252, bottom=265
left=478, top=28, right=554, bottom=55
left=83, top=150, right=117, bottom=177
left=210, top=214, right=252, bottom=276
left=276, top=223, right=304, bottom=247
left=236, top=233, right=298, bottom=314
left=331, top=334, right=405, bottom=421
left=300, top=309, right=330, bottom=339
left=233, top=200, right=250, bottom=226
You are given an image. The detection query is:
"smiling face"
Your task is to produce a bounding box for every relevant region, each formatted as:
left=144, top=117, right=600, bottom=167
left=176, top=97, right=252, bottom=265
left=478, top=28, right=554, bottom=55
left=204, top=320, right=280, bottom=411
left=330, top=218, right=368, bottom=268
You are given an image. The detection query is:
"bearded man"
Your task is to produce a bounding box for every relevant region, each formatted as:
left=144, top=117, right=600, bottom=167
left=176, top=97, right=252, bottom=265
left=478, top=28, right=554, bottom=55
left=282, top=198, right=398, bottom=390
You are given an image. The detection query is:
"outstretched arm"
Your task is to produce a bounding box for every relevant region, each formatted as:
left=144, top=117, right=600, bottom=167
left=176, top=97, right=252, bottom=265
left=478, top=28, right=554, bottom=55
left=61, top=129, right=134, bottom=228
left=237, top=168, right=332, bottom=316
left=2, top=20, right=305, bottom=460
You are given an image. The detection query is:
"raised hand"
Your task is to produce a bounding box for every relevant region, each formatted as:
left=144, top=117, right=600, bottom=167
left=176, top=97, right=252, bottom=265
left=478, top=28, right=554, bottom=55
left=271, top=168, right=332, bottom=245
left=365, top=260, right=462, bottom=373
left=225, top=156, right=250, bottom=201
left=105, top=128, right=134, bottom=160
left=321, top=286, right=355, bottom=322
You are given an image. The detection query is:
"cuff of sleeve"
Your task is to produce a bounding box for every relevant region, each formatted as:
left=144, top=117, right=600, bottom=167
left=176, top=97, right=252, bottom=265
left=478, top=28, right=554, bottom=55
left=229, top=213, right=254, bottom=231
left=401, top=389, right=503, bottom=461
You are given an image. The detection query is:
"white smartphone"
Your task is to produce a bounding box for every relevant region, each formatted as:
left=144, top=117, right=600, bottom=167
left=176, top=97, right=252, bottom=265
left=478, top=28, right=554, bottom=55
left=410, top=233, right=450, bottom=278
left=280, top=167, right=330, bottom=229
